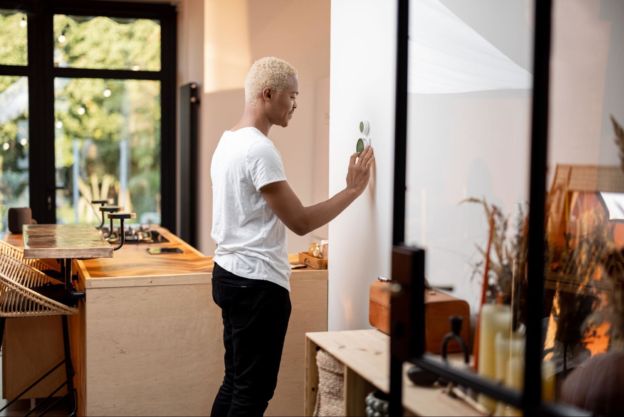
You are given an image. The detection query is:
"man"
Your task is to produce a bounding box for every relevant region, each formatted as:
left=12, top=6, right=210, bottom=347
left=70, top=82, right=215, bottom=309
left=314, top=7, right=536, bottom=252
left=210, top=56, right=374, bottom=417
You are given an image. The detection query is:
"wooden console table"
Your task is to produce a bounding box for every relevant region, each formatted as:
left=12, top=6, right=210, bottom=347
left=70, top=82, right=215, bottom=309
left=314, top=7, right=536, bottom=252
left=305, top=329, right=482, bottom=416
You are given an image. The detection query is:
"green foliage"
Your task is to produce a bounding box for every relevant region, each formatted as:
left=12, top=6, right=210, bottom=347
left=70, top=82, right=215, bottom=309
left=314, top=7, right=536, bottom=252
left=1, top=12, right=162, bottom=229
left=54, top=15, right=160, bottom=70
left=0, top=11, right=27, bottom=66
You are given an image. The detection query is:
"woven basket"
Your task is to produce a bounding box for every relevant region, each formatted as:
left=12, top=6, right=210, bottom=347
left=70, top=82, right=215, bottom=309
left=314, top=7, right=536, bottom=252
left=314, top=349, right=345, bottom=416
left=0, top=253, right=77, bottom=317
left=0, top=240, right=56, bottom=273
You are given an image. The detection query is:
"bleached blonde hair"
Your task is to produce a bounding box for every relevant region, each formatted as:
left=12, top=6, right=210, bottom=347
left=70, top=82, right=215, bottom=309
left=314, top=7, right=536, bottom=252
left=244, top=57, right=297, bottom=104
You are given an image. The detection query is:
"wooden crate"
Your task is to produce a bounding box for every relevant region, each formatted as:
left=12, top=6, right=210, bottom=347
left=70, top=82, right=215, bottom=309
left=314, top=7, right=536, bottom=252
left=369, top=281, right=470, bottom=354
left=298, top=252, right=328, bottom=269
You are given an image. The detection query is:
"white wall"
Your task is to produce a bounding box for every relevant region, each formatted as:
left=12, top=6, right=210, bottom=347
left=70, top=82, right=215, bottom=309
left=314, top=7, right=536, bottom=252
left=196, top=0, right=331, bottom=256
left=405, top=0, right=534, bottom=309
left=549, top=0, right=624, bottom=169
left=328, top=0, right=396, bottom=330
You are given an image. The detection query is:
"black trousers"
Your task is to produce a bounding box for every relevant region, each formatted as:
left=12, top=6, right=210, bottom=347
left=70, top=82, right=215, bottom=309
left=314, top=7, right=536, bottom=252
left=210, top=263, right=292, bottom=417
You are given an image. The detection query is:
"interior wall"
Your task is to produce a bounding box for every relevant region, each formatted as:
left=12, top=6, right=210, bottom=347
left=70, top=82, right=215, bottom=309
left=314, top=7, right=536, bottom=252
left=328, top=0, right=396, bottom=330
left=196, top=0, right=331, bottom=256
left=405, top=0, right=534, bottom=310
left=549, top=0, right=624, bottom=169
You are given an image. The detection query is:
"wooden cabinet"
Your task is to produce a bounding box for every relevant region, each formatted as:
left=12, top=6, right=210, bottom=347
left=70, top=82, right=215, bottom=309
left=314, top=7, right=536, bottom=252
left=305, top=329, right=482, bottom=416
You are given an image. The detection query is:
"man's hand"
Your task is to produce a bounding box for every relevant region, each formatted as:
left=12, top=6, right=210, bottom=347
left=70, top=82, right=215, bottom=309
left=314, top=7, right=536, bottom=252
left=346, top=146, right=374, bottom=197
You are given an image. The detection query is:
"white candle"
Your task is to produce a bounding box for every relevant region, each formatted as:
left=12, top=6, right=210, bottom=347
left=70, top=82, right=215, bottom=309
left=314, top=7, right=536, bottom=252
left=494, top=332, right=511, bottom=416
left=503, top=333, right=525, bottom=416
left=477, top=304, right=512, bottom=412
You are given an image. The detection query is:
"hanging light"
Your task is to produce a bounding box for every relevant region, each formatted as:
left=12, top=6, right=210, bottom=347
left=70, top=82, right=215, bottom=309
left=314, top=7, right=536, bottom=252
left=2, top=143, right=10, bottom=151
left=103, top=88, right=112, bottom=98
left=19, top=138, right=28, bottom=147
left=20, top=16, right=27, bottom=28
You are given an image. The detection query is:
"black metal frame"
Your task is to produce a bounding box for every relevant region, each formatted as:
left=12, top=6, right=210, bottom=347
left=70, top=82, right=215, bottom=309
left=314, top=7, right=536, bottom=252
left=389, top=0, right=591, bottom=416
left=179, top=82, right=200, bottom=248
left=0, top=0, right=177, bottom=231
left=0, top=259, right=83, bottom=416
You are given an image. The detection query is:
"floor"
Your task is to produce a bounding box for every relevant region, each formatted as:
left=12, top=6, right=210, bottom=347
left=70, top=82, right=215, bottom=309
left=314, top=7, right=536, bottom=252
left=0, top=350, right=70, bottom=417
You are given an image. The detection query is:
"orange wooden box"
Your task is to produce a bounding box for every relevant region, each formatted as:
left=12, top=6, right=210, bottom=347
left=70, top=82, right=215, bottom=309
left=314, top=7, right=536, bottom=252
left=369, top=281, right=470, bottom=354
left=298, top=252, right=328, bottom=269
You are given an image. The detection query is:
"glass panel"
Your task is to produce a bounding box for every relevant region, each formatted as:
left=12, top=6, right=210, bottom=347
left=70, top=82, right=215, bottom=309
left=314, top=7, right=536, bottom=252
left=53, top=15, right=161, bottom=71
left=545, top=0, right=624, bottom=413
left=405, top=0, right=534, bottom=413
left=0, top=10, right=28, bottom=66
left=0, top=76, right=29, bottom=233
left=54, top=78, right=161, bottom=226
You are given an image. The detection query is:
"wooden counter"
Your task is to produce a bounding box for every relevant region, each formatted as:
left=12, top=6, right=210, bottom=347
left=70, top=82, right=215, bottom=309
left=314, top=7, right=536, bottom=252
left=3, top=228, right=327, bottom=416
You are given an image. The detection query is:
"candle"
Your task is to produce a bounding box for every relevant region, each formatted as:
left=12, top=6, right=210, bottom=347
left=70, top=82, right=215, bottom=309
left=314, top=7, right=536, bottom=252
left=542, top=360, right=556, bottom=402
left=503, top=333, right=525, bottom=416
left=477, top=304, right=512, bottom=412
left=494, top=332, right=511, bottom=416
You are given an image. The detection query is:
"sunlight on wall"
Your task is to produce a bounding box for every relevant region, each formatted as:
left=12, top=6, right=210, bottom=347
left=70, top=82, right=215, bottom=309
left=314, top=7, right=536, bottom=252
left=203, top=0, right=252, bottom=93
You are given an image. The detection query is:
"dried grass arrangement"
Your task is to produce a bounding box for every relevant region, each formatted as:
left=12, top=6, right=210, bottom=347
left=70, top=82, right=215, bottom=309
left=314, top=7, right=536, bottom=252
left=586, top=248, right=624, bottom=350
left=463, top=197, right=528, bottom=327
left=611, top=115, right=624, bottom=173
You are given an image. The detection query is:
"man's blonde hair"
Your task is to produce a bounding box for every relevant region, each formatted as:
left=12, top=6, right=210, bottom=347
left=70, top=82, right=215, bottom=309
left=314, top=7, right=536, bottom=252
left=244, top=57, right=297, bottom=104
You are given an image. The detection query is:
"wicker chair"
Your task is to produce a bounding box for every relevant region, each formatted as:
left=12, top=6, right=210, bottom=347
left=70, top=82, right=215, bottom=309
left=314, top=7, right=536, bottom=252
left=0, top=253, right=77, bottom=317
left=0, top=240, right=59, bottom=277
left=0, top=253, right=80, bottom=416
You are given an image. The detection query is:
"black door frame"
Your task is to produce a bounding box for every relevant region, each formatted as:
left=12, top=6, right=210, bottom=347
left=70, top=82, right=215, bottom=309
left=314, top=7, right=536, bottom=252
left=0, top=0, right=177, bottom=231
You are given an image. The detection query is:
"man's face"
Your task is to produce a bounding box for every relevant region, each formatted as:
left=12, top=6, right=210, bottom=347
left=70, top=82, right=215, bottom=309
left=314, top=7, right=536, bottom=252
left=266, top=76, right=298, bottom=127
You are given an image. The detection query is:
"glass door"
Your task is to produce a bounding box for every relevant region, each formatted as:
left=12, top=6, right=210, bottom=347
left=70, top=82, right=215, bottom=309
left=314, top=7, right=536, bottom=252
left=0, top=9, right=29, bottom=233
left=53, top=15, right=162, bottom=226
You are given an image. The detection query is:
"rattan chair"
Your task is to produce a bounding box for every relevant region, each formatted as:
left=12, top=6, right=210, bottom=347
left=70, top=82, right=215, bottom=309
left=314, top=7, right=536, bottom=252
left=0, top=253, right=77, bottom=317
left=0, top=240, right=58, bottom=277
left=0, top=253, right=79, bottom=416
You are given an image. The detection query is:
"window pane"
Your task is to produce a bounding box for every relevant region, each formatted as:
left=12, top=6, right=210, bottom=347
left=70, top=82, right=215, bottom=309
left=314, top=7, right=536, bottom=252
left=405, top=1, right=534, bottom=413
left=0, top=10, right=28, bottom=66
left=54, top=78, right=161, bottom=225
left=0, top=76, right=29, bottom=233
left=545, top=0, right=624, bottom=412
left=54, top=15, right=161, bottom=71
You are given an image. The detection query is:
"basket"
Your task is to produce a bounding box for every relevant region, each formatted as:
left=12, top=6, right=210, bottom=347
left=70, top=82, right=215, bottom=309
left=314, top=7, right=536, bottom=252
left=0, top=240, right=56, bottom=273
left=0, top=253, right=77, bottom=317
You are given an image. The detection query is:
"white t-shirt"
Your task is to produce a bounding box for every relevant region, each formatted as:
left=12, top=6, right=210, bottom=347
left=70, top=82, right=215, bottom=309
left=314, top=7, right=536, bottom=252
left=210, top=127, right=291, bottom=291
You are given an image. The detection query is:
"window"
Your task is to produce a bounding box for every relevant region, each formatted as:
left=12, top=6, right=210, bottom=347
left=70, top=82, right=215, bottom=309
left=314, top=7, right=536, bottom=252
left=0, top=1, right=176, bottom=232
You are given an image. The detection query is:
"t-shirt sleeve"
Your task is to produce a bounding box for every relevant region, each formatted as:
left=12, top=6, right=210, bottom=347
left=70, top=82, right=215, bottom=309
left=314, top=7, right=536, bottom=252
left=246, top=142, right=287, bottom=191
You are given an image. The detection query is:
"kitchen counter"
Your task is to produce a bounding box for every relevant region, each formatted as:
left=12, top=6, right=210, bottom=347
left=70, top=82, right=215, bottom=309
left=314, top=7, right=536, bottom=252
left=2, top=228, right=327, bottom=416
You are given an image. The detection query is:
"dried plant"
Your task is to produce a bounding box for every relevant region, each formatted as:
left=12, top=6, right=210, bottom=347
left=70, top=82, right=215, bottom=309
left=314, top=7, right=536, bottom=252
left=583, top=247, right=624, bottom=350
left=612, top=115, right=624, bottom=173
left=545, top=203, right=624, bottom=353
left=464, top=197, right=528, bottom=313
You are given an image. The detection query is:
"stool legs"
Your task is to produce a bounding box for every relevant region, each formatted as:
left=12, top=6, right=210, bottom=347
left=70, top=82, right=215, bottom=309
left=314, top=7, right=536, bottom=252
left=0, top=316, right=77, bottom=416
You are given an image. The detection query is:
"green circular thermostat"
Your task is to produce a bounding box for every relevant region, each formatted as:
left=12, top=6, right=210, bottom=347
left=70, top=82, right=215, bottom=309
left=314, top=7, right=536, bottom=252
left=356, top=138, right=364, bottom=153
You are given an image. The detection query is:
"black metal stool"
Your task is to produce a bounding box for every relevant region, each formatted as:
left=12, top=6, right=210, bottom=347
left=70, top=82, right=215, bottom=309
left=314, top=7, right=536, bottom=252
left=0, top=253, right=82, bottom=416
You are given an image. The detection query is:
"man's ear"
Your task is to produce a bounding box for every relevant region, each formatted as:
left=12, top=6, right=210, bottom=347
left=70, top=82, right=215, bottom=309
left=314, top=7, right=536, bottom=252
left=262, top=87, right=272, bottom=101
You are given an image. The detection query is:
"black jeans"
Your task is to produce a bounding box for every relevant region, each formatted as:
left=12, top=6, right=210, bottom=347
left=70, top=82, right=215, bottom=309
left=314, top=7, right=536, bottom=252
left=210, top=263, right=291, bottom=417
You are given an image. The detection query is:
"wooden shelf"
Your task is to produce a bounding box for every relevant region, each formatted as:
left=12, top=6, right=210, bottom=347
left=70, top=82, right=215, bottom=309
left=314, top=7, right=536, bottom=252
left=305, top=329, right=483, bottom=416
